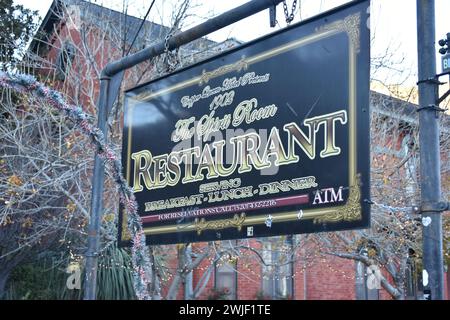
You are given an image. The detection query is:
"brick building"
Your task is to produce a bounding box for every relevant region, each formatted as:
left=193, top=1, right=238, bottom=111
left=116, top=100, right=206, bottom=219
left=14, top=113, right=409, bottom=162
left=27, top=0, right=449, bottom=300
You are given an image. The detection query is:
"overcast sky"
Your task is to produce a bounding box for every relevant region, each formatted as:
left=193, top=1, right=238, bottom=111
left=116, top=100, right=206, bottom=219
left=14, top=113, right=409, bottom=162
left=14, top=0, right=450, bottom=86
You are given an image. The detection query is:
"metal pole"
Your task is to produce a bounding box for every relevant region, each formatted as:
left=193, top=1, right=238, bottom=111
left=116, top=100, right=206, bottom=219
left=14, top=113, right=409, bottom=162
left=84, top=0, right=285, bottom=300
left=84, top=77, right=109, bottom=300
left=101, top=0, right=285, bottom=78
left=416, top=0, right=444, bottom=300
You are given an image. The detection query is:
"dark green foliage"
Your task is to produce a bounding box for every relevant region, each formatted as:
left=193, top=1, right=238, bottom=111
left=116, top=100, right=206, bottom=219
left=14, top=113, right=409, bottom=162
left=0, top=0, right=39, bottom=69
left=5, top=255, right=68, bottom=300
left=4, top=244, right=136, bottom=300
left=95, top=244, right=136, bottom=300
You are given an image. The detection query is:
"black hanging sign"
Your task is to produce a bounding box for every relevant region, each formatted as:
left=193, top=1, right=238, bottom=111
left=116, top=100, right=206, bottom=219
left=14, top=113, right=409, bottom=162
left=119, top=0, right=370, bottom=245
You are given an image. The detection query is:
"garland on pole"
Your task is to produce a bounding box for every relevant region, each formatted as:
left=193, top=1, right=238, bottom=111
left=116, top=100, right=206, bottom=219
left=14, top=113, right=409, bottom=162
left=0, top=71, right=152, bottom=300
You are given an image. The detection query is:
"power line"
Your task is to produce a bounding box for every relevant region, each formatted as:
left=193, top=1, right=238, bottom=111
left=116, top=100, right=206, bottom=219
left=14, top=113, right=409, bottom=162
left=126, top=0, right=157, bottom=56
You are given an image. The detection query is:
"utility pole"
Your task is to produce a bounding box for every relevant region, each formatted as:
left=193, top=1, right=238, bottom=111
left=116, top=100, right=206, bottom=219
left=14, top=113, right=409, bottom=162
left=84, top=77, right=110, bottom=300
left=416, top=0, right=444, bottom=300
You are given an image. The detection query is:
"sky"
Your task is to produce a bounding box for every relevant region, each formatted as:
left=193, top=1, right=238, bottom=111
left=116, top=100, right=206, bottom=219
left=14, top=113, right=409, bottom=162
left=14, top=0, right=450, bottom=87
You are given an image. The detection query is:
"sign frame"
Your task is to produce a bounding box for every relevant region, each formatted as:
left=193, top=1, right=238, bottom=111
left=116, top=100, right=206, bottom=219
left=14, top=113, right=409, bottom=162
left=119, top=0, right=370, bottom=246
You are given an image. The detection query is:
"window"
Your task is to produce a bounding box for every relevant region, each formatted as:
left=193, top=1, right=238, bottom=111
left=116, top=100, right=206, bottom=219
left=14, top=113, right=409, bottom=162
left=365, top=268, right=380, bottom=300
left=401, top=133, right=418, bottom=198
left=405, top=251, right=419, bottom=299
left=355, top=261, right=380, bottom=300
left=214, top=241, right=237, bottom=300
left=56, top=41, right=75, bottom=80
left=261, top=236, right=293, bottom=299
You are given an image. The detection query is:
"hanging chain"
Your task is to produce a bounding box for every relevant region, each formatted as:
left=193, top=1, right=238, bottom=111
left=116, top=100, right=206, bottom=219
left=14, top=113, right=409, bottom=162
left=162, top=31, right=179, bottom=73
left=164, top=31, right=172, bottom=54
left=283, top=0, right=298, bottom=24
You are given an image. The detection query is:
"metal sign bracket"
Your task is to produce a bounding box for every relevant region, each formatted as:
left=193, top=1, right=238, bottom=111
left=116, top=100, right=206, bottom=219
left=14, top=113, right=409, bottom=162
left=413, top=202, right=450, bottom=214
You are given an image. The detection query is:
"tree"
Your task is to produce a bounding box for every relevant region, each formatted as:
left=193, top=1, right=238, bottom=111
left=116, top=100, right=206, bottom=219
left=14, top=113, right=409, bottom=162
left=0, top=0, right=39, bottom=70
left=1, top=0, right=211, bottom=299
left=0, top=87, right=91, bottom=296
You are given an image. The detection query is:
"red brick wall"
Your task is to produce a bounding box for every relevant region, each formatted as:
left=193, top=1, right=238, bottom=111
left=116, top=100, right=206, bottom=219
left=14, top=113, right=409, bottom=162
left=300, top=255, right=356, bottom=300
left=188, top=241, right=403, bottom=300
left=194, top=248, right=215, bottom=300
left=237, top=240, right=262, bottom=300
